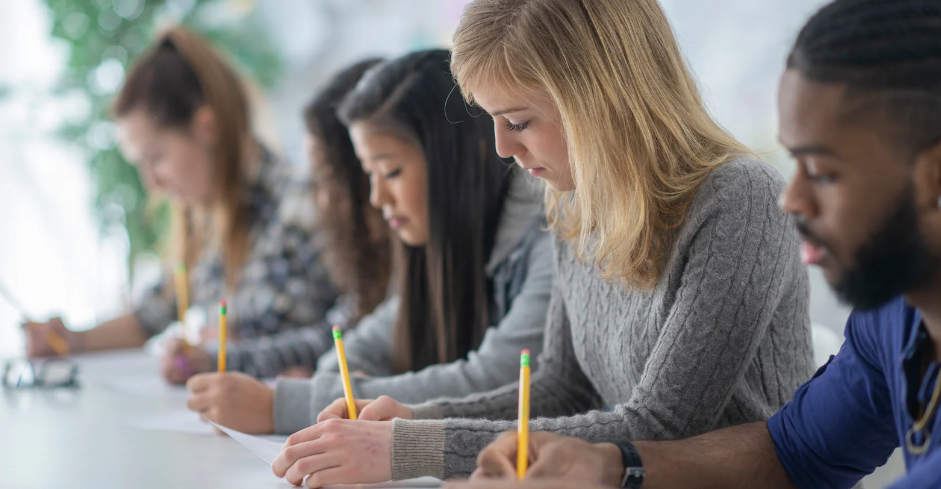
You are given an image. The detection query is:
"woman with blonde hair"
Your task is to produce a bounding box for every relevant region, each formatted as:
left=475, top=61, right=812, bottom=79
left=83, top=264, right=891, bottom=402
left=271, top=0, right=814, bottom=486
left=24, top=27, right=341, bottom=379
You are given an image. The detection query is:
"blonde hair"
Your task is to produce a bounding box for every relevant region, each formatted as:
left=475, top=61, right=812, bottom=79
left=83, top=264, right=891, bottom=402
left=115, top=26, right=253, bottom=290
left=452, top=0, right=750, bottom=288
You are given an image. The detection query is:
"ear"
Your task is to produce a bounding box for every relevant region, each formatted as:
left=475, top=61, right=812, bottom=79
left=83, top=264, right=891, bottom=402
left=190, top=106, right=218, bottom=149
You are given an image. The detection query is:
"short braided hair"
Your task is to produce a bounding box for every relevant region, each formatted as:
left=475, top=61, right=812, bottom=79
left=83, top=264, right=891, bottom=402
left=788, top=0, right=941, bottom=152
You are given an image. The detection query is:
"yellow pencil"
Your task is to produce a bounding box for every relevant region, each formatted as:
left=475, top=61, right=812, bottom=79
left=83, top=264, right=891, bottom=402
left=333, top=326, right=358, bottom=420
left=2, top=280, right=70, bottom=357
left=217, top=300, right=227, bottom=372
left=26, top=323, right=70, bottom=357
left=174, top=263, right=192, bottom=353
left=517, top=349, right=531, bottom=479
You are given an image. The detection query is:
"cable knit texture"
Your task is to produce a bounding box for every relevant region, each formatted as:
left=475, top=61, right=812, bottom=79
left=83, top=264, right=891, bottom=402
left=391, top=158, right=814, bottom=479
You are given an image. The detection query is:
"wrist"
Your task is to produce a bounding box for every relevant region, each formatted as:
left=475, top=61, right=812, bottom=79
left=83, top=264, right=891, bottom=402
left=71, top=330, right=87, bottom=353
left=598, top=442, right=627, bottom=487
left=264, top=386, right=276, bottom=433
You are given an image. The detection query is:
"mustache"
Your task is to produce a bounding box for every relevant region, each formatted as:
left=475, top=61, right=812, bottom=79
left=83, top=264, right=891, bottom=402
left=794, top=217, right=826, bottom=249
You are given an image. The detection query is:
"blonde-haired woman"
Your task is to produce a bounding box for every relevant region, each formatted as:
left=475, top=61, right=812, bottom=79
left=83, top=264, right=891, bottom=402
left=269, top=0, right=814, bottom=486
left=24, top=27, right=341, bottom=382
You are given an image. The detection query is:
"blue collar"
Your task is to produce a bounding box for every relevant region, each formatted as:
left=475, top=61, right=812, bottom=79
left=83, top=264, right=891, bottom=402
left=902, top=305, right=925, bottom=361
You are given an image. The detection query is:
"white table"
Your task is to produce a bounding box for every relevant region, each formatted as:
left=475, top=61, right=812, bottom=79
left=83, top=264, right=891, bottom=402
left=0, top=350, right=439, bottom=489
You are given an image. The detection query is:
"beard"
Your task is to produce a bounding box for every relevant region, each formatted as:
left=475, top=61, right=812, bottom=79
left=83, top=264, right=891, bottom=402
left=798, top=184, right=938, bottom=310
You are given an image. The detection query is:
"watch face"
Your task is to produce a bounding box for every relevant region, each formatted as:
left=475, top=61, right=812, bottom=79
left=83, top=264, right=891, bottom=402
left=622, top=467, right=645, bottom=489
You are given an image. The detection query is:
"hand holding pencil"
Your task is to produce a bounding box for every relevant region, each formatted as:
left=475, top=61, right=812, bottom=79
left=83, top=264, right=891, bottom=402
left=23, top=317, right=76, bottom=358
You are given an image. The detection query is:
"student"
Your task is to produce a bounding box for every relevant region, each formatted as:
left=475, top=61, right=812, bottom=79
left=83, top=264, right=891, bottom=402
left=184, top=50, right=554, bottom=435
left=271, top=0, right=813, bottom=486
left=23, top=27, right=340, bottom=369
left=457, top=1, right=941, bottom=488
left=158, top=58, right=393, bottom=381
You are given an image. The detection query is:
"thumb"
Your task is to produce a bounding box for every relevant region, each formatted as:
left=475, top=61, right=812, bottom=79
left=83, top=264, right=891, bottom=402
left=316, top=398, right=350, bottom=423
left=476, top=432, right=519, bottom=479
left=358, top=396, right=402, bottom=421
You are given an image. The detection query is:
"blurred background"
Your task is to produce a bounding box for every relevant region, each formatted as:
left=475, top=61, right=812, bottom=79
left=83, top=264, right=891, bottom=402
left=0, top=0, right=899, bottom=484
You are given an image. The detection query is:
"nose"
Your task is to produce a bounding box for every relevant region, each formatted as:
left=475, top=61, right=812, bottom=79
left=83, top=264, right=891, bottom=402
left=494, top=123, right=525, bottom=160
left=778, top=168, right=819, bottom=220
left=369, top=176, right=392, bottom=210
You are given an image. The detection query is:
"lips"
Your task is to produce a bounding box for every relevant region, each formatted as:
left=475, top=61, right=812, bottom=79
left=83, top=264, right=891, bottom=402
left=385, top=216, right=407, bottom=229
left=515, top=161, right=546, bottom=177
left=800, top=241, right=827, bottom=266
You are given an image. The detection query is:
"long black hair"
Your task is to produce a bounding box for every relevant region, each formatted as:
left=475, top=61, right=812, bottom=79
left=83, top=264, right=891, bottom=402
left=338, top=49, right=511, bottom=373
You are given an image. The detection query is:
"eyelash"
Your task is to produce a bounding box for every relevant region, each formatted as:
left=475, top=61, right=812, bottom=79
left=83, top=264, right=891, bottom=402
left=504, top=120, right=529, bottom=133
left=363, top=168, right=402, bottom=179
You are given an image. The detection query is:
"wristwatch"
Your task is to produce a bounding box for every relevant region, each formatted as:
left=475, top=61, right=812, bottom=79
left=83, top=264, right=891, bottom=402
left=606, top=440, right=645, bottom=488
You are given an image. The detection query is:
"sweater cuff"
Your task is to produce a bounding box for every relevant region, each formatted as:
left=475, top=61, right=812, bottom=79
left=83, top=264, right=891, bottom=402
left=391, top=419, right=446, bottom=480
left=274, top=378, right=314, bottom=434
left=407, top=402, right=445, bottom=420
left=306, top=372, right=346, bottom=417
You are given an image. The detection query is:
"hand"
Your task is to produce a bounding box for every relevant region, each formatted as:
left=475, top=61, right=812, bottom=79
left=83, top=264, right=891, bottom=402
left=473, top=432, right=624, bottom=486
left=200, top=326, right=239, bottom=344
left=23, top=318, right=80, bottom=358
left=280, top=366, right=314, bottom=378
left=273, top=418, right=393, bottom=487
left=161, top=338, right=212, bottom=385
left=185, top=372, right=275, bottom=434
left=316, top=395, right=414, bottom=422
left=444, top=480, right=613, bottom=489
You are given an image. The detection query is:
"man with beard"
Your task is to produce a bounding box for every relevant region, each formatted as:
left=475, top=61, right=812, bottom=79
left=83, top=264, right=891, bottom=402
left=444, top=0, right=941, bottom=488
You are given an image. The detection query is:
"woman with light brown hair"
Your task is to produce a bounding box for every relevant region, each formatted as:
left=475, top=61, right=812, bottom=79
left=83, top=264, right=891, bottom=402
left=270, top=0, right=814, bottom=486
left=24, top=27, right=341, bottom=381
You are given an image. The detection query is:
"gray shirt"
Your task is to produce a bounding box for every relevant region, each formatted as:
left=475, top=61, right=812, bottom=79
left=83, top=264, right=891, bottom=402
left=388, top=157, right=815, bottom=480
left=273, top=170, right=556, bottom=433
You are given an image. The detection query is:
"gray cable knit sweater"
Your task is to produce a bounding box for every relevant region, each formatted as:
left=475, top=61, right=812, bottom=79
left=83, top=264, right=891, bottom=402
left=389, top=158, right=814, bottom=480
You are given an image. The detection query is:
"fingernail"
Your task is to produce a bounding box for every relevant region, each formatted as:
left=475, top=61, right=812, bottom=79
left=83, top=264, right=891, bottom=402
left=175, top=356, right=192, bottom=377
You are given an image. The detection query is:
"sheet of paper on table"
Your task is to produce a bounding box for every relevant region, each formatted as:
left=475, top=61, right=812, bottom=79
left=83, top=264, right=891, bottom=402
left=102, top=376, right=191, bottom=399
left=209, top=421, right=441, bottom=488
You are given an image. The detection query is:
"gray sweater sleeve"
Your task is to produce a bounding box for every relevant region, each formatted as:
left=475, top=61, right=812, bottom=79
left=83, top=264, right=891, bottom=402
left=273, top=230, right=555, bottom=431
left=208, top=320, right=335, bottom=379
left=302, top=230, right=554, bottom=419
left=315, top=297, right=400, bottom=376
left=390, top=163, right=804, bottom=480
left=273, top=297, right=398, bottom=434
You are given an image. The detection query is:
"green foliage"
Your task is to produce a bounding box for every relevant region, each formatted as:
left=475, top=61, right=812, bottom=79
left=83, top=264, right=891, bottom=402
left=42, top=0, right=282, bottom=273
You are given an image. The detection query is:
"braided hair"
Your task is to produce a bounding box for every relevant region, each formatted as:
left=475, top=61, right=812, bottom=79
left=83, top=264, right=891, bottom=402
left=788, top=0, right=941, bottom=153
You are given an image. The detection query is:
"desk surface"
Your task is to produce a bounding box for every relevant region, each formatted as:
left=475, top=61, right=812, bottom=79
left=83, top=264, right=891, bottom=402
left=1, top=350, right=437, bottom=489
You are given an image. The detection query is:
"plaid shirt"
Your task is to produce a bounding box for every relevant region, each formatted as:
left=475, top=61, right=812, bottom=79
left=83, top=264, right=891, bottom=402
left=133, top=148, right=341, bottom=352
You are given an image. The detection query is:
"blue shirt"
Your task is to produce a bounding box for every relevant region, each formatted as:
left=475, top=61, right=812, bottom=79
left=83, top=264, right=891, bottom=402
left=767, top=296, right=941, bottom=489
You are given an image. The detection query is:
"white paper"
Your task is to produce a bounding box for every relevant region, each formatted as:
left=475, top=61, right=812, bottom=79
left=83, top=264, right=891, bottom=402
left=125, top=410, right=215, bottom=435
left=209, top=421, right=442, bottom=488
left=332, top=478, right=441, bottom=488
left=103, top=377, right=191, bottom=399
left=208, top=421, right=285, bottom=465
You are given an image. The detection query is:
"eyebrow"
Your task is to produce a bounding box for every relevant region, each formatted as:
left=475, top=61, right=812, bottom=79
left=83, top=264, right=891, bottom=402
left=783, top=144, right=839, bottom=158
left=362, top=153, right=399, bottom=166
left=489, top=106, right=530, bottom=117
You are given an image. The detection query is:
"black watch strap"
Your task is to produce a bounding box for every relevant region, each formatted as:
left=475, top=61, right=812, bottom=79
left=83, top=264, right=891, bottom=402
left=605, top=440, right=645, bottom=488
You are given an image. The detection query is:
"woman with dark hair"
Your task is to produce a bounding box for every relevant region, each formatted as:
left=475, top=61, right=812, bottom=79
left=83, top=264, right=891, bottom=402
left=303, top=59, right=392, bottom=330
left=161, top=59, right=394, bottom=384
left=24, top=27, right=341, bottom=377
left=185, top=49, right=554, bottom=436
